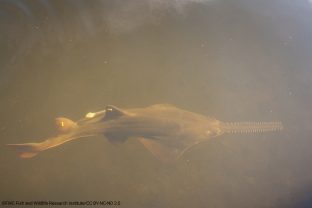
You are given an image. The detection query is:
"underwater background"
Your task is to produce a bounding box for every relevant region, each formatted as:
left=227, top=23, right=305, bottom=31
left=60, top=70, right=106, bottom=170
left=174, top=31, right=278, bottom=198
left=1, top=0, right=312, bottom=207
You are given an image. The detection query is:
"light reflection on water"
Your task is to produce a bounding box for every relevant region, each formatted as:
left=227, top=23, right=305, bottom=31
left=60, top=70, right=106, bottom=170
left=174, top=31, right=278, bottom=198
left=1, top=0, right=312, bottom=207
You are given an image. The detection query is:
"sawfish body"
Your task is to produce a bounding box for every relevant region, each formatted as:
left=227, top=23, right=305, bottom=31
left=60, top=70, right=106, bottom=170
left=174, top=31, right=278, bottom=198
left=7, top=104, right=283, bottom=162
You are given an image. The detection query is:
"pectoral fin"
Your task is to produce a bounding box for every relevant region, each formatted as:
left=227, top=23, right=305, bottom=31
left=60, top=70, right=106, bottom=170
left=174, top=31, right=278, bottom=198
left=137, top=137, right=196, bottom=163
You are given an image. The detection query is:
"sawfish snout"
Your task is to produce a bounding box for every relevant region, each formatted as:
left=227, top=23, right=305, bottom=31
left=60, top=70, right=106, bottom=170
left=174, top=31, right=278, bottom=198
left=55, top=117, right=77, bottom=134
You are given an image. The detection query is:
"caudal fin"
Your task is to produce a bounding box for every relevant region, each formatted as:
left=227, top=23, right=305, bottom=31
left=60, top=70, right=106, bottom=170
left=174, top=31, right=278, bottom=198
left=7, top=143, right=42, bottom=158
left=7, top=132, right=90, bottom=159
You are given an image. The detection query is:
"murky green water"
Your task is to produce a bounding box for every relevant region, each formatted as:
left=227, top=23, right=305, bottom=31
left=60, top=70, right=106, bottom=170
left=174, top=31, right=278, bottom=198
left=1, top=0, right=312, bottom=207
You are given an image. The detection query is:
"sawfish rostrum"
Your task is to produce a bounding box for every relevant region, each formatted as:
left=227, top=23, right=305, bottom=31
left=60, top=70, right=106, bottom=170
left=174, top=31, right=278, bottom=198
left=7, top=104, right=283, bottom=162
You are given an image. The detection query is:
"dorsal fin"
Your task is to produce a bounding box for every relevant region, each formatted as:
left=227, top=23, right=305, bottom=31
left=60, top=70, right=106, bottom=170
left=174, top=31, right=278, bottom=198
left=102, top=105, right=127, bottom=121
left=55, top=117, right=77, bottom=134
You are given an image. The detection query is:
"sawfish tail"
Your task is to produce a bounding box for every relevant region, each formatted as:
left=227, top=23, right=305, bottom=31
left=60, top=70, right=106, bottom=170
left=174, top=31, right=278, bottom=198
left=220, top=121, right=283, bottom=134
left=7, top=134, right=77, bottom=159
left=7, top=117, right=81, bottom=159
left=6, top=143, right=43, bottom=159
